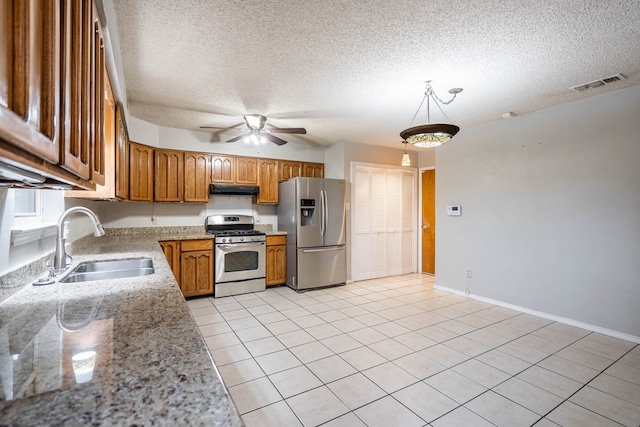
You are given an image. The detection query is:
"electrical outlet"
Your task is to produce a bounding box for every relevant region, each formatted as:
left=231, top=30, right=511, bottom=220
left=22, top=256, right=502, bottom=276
left=466, top=269, right=472, bottom=278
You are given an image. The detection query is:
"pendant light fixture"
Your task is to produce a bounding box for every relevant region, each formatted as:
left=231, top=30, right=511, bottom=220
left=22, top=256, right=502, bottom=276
left=400, top=81, right=463, bottom=148
left=401, top=141, right=411, bottom=166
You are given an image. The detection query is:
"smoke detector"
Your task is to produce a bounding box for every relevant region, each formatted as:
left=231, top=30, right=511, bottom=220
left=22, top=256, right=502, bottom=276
left=569, top=74, right=626, bottom=92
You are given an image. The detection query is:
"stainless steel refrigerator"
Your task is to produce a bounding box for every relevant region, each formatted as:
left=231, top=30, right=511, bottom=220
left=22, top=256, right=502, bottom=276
left=277, top=177, right=346, bottom=290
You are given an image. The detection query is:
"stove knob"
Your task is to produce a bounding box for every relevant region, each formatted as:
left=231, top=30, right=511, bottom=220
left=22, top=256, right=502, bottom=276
left=228, top=237, right=233, bottom=243
left=240, top=237, right=245, bottom=242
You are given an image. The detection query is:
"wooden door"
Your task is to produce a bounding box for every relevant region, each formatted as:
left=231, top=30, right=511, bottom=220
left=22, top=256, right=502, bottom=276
left=160, top=240, right=181, bottom=284
left=184, top=152, right=211, bottom=203
left=3, top=0, right=62, bottom=163
left=266, top=235, right=287, bottom=286
left=60, top=0, right=91, bottom=179
left=257, top=158, right=278, bottom=204
left=303, top=162, right=324, bottom=178
left=421, top=169, right=436, bottom=274
left=114, top=104, right=129, bottom=199
left=278, top=160, right=302, bottom=182
left=129, top=142, right=153, bottom=201
left=180, top=240, right=213, bottom=297
left=236, top=156, right=258, bottom=184
left=211, top=154, right=234, bottom=183
left=154, top=149, right=183, bottom=202
left=89, top=4, right=105, bottom=185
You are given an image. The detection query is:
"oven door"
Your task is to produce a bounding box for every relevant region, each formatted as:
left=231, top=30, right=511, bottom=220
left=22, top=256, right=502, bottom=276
left=215, top=241, right=266, bottom=284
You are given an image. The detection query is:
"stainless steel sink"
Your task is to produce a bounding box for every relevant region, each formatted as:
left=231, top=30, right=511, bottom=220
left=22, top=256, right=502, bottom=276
left=61, top=258, right=154, bottom=283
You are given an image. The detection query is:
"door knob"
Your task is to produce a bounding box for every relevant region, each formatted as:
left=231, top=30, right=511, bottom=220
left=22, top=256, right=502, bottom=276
left=422, top=224, right=429, bottom=230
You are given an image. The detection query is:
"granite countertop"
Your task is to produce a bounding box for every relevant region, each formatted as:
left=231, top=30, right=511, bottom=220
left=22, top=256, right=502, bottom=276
left=0, top=232, right=243, bottom=426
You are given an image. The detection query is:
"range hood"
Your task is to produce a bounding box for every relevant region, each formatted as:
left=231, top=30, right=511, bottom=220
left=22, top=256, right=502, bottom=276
left=209, top=183, right=259, bottom=196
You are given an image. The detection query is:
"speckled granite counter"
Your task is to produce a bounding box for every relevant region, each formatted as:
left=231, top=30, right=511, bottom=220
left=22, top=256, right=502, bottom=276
left=0, top=232, right=243, bottom=426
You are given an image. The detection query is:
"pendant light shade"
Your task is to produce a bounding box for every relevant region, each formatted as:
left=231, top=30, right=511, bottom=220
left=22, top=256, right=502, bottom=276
left=401, top=141, right=411, bottom=166
left=400, top=82, right=462, bottom=148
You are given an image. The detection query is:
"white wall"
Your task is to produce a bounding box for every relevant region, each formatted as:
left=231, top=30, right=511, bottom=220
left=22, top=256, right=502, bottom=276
left=436, top=84, right=640, bottom=339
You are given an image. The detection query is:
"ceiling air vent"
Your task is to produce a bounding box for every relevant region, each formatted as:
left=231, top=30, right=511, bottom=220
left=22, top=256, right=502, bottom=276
left=569, top=74, right=626, bottom=92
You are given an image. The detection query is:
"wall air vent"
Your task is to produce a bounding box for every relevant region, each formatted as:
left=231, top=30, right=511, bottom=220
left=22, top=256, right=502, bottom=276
left=569, top=74, right=626, bottom=92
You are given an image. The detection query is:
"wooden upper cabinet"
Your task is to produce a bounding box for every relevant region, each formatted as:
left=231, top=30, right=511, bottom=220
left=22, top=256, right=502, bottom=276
left=60, top=0, right=91, bottom=180
left=114, top=103, right=129, bottom=199
left=0, top=1, right=10, bottom=109
left=0, top=0, right=106, bottom=189
left=89, top=3, right=105, bottom=185
left=303, top=162, right=324, bottom=178
left=257, top=158, right=278, bottom=204
left=65, top=62, right=117, bottom=199
left=279, top=160, right=302, bottom=182
left=155, top=149, right=184, bottom=202
left=211, top=154, right=234, bottom=183
left=1, top=0, right=61, bottom=163
left=184, top=152, right=211, bottom=203
left=129, top=142, right=153, bottom=201
left=236, top=156, right=258, bottom=185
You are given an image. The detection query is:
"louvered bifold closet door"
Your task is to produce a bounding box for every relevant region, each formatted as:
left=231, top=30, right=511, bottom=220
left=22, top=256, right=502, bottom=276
left=351, top=164, right=417, bottom=282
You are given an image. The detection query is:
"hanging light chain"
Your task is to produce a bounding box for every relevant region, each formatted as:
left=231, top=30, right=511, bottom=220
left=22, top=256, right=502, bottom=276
left=407, top=82, right=460, bottom=127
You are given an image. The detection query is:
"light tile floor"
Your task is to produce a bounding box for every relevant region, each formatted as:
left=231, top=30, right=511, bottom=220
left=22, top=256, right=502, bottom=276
left=187, top=274, right=640, bottom=427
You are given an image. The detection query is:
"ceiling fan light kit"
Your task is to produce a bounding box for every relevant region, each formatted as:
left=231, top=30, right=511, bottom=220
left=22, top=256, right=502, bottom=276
left=201, top=114, right=306, bottom=146
left=400, top=82, right=462, bottom=148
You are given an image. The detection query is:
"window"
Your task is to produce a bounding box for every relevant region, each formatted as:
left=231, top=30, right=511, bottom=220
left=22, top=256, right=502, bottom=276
left=13, top=189, right=43, bottom=227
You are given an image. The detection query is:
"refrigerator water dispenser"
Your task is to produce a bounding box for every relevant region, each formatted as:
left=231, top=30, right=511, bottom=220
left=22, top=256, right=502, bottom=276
left=300, top=199, right=316, bottom=226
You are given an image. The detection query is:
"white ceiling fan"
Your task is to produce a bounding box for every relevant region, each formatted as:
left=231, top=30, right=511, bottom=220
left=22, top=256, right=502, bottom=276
left=200, top=114, right=307, bottom=146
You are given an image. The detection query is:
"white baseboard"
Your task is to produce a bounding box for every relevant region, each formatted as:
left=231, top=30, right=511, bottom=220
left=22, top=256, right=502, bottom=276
left=434, top=285, right=640, bottom=345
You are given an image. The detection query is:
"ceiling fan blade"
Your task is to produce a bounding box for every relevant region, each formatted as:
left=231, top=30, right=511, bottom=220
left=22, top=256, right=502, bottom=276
left=226, top=133, right=248, bottom=143
left=200, top=122, right=244, bottom=130
left=262, top=133, right=288, bottom=146
left=267, top=127, right=307, bottom=134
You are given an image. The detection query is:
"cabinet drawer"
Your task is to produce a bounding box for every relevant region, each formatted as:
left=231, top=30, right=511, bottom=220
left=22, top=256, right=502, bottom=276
left=181, top=239, right=213, bottom=251
left=266, top=235, right=286, bottom=246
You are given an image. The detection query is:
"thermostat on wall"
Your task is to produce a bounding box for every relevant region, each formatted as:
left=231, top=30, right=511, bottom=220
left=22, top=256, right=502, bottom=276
left=447, top=205, right=461, bottom=216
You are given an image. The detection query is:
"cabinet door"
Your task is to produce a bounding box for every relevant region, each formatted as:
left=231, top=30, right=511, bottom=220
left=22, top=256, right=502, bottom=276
left=236, top=156, right=258, bottom=184
left=64, top=61, right=115, bottom=199
left=1, top=1, right=61, bottom=163
left=59, top=0, right=91, bottom=179
left=154, top=149, right=183, bottom=202
left=180, top=249, right=214, bottom=297
left=89, top=4, right=105, bottom=185
left=266, top=244, right=286, bottom=286
left=211, top=154, right=234, bottom=183
left=257, top=158, right=278, bottom=204
left=184, top=152, right=211, bottom=202
left=278, top=160, right=302, bottom=182
left=114, top=104, right=129, bottom=199
left=160, top=240, right=181, bottom=285
left=303, top=162, right=324, bottom=178
left=129, top=142, right=153, bottom=201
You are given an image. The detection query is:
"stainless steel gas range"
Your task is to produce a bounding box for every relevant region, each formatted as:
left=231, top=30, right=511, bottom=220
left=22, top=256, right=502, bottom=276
left=205, top=215, right=266, bottom=298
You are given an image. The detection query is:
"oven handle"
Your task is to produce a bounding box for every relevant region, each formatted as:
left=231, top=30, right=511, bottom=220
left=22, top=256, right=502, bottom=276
left=217, top=242, right=266, bottom=249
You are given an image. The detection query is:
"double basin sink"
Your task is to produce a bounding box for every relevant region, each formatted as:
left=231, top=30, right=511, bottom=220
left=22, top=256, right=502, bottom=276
left=61, top=258, right=155, bottom=283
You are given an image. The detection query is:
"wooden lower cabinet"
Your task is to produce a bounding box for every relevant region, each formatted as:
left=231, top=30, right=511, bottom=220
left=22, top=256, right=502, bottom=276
left=266, top=235, right=286, bottom=286
left=159, top=240, right=181, bottom=281
left=160, top=239, right=214, bottom=297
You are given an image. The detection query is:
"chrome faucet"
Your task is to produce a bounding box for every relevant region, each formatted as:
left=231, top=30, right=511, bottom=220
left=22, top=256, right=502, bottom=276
left=54, top=207, right=105, bottom=272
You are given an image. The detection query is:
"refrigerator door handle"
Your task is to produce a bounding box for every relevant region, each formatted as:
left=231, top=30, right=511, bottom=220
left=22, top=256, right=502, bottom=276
left=319, top=190, right=325, bottom=237
left=302, top=246, right=344, bottom=253
left=323, top=190, right=328, bottom=236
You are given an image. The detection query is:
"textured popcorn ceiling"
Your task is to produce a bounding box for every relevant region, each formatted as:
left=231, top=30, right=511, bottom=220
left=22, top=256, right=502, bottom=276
left=111, top=0, right=640, bottom=148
